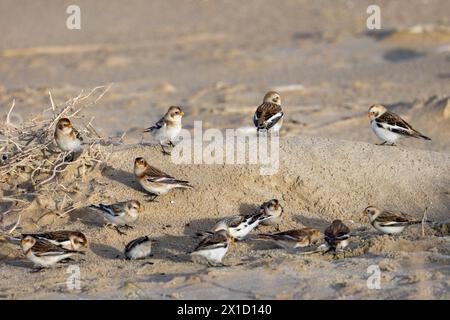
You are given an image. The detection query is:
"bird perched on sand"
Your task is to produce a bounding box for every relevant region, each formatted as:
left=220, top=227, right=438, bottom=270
left=253, top=91, right=284, bottom=133
left=258, top=199, right=284, bottom=229
left=20, top=231, right=87, bottom=251
left=144, top=106, right=185, bottom=155
left=54, top=118, right=83, bottom=155
left=21, top=235, right=84, bottom=271
left=257, top=228, right=322, bottom=251
left=368, top=104, right=431, bottom=146
left=363, top=206, right=428, bottom=235
left=324, top=220, right=350, bottom=252
left=89, top=200, right=143, bottom=235
left=134, top=157, right=192, bottom=201
left=124, top=236, right=156, bottom=260
left=191, top=230, right=233, bottom=266
left=197, top=212, right=270, bottom=241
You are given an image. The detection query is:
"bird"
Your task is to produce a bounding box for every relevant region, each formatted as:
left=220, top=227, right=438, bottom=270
left=19, top=231, right=87, bottom=251
left=363, top=206, right=428, bottom=235
left=253, top=91, right=284, bottom=133
left=258, top=199, right=284, bottom=229
left=257, top=228, right=322, bottom=251
left=54, top=118, right=83, bottom=158
left=144, top=106, right=185, bottom=155
left=368, top=104, right=431, bottom=146
left=124, top=236, right=156, bottom=260
left=134, top=157, right=192, bottom=201
left=190, top=230, right=233, bottom=266
left=196, top=212, right=270, bottom=241
left=89, top=200, right=143, bottom=235
left=21, top=235, right=84, bottom=271
left=324, top=220, right=350, bottom=252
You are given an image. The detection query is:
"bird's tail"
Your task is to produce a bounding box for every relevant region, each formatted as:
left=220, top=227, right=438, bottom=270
left=176, top=180, right=193, bottom=189
left=412, top=130, right=431, bottom=140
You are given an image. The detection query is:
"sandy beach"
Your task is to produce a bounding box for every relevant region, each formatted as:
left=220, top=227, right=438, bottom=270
left=0, top=0, right=449, bottom=299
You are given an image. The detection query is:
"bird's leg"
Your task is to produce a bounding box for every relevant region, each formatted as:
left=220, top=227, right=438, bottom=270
left=376, top=141, right=387, bottom=146
left=160, top=143, right=171, bottom=156
left=124, top=224, right=134, bottom=230
left=169, top=141, right=175, bottom=148
left=145, top=194, right=159, bottom=202
left=388, top=142, right=396, bottom=146
left=114, top=226, right=127, bottom=236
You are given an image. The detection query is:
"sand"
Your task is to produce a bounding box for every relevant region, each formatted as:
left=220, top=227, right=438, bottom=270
left=0, top=0, right=450, bottom=299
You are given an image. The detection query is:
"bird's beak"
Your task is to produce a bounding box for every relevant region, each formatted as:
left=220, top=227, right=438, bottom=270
left=230, top=237, right=235, bottom=247
left=21, top=239, right=27, bottom=246
left=367, top=112, right=371, bottom=117
left=180, top=111, right=185, bottom=116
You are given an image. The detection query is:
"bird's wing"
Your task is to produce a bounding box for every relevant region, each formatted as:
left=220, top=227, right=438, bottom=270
left=375, top=111, right=418, bottom=136
left=195, top=233, right=228, bottom=251
left=144, top=118, right=166, bottom=132
left=32, top=239, right=71, bottom=256
left=125, top=236, right=149, bottom=252
left=72, top=128, right=83, bottom=142
left=254, top=103, right=283, bottom=129
left=376, top=211, right=413, bottom=226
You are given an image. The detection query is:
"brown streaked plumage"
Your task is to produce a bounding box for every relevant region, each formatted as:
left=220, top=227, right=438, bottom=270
left=21, top=230, right=87, bottom=251
left=258, top=227, right=322, bottom=250
left=324, top=220, right=350, bottom=251
left=253, top=91, right=284, bottom=131
left=134, top=157, right=192, bottom=201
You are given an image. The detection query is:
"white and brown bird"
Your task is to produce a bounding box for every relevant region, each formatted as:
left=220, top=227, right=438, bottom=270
left=197, top=212, right=270, bottom=241
left=21, top=235, right=84, bottom=271
left=258, top=199, right=284, bottom=229
left=124, top=236, right=156, bottom=260
left=363, top=206, right=427, bottom=235
left=253, top=91, right=284, bottom=133
left=144, top=106, right=185, bottom=155
left=20, top=231, right=87, bottom=251
left=89, top=200, right=143, bottom=235
left=134, top=157, right=192, bottom=201
left=191, top=230, right=233, bottom=266
left=257, top=228, right=322, bottom=251
left=368, top=104, right=431, bottom=146
left=54, top=118, right=83, bottom=153
left=324, top=220, right=350, bottom=252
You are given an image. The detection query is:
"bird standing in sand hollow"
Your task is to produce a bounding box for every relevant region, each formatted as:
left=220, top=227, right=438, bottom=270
left=134, top=157, right=192, bottom=201
left=324, top=219, right=350, bottom=252
left=368, top=104, right=431, bottom=146
left=253, top=91, right=284, bottom=134
left=54, top=118, right=83, bottom=153
left=191, top=229, right=233, bottom=266
left=143, top=106, right=185, bottom=155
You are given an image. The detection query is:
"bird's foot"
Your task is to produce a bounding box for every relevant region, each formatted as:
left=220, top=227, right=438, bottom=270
left=376, top=141, right=387, bottom=146
left=114, top=226, right=127, bottom=236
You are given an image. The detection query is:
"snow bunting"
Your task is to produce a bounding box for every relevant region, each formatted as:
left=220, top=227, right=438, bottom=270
left=124, top=236, right=156, bottom=260
left=144, top=106, right=184, bottom=155
left=368, top=104, right=431, bottom=145
left=21, top=235, right=84, bottom=270
left=324, top=220, right=350, bottom=252
left=259, top=199, right=284, bottom=228
left=134, top=157, right=192, bottom=201
left=21, top=231, right=87, bottom=251
left=363, top=206, right=427, bottom=235
left=198, top=212, right=270, bottom=241
left=89, top=200, right=143, bottom=235
left=257, top=228, right=322, bottom=251
left=54, top=118, right=83, bottom=153
left=253, top=91, right=284, bottom=133
left=191, top=230, right=232, bottom=266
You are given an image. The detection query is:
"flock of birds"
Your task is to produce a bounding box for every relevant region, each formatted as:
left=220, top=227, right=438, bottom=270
left=5, top=91, right=437, bottom=270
